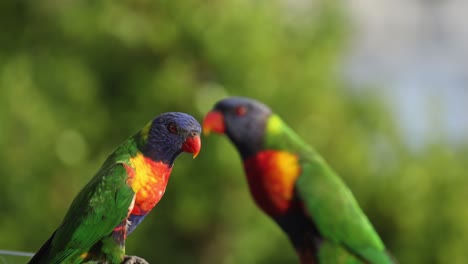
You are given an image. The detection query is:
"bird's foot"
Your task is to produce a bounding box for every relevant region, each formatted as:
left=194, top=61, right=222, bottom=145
left=122, top=255, right=149, bottom=264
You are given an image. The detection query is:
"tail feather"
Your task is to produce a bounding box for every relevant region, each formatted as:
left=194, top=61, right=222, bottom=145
left=27, top=231, right=55, bottom=264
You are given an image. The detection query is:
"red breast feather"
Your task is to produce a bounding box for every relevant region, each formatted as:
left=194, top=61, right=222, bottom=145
left=125, top=153, right=173, bottom=215
left=243, top=150, right=301, bottom=216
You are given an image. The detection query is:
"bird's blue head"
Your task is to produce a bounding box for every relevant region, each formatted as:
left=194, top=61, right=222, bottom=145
left=142, top=112, right=201, bottom=165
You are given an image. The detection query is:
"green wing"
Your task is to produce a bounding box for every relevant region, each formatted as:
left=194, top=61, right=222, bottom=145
left=296, top=154, right=393, bottom=264
left=48, top=163, right=135, bottom=263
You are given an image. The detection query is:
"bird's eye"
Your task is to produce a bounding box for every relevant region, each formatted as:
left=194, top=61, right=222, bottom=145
left=167, top=123, right=178, bottom=134
left=235, top=106, right=247, bottom=116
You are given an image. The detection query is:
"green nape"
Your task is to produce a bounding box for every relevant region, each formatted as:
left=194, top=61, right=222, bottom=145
left=139, top=120, right=153, bottom=144
left=263, top=114, right=317, bottom=156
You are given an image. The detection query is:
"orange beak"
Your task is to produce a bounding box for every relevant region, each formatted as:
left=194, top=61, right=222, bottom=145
left=202, top=111, right=225, bottom=135
left=182, top=135, right=201, bottom=158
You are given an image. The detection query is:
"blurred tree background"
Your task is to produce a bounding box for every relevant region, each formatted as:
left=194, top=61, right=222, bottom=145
left=0, top=0, right=467, bottom=263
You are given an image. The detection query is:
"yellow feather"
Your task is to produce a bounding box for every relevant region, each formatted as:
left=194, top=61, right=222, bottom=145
left=129, top=153, right=159, bottom=194
left=266, top=114, right=283, bottom=134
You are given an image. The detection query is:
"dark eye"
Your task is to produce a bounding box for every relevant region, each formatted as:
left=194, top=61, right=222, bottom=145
left=167, top=123, right=178, bottom=134
left=235, top=106, right=247, bottom=116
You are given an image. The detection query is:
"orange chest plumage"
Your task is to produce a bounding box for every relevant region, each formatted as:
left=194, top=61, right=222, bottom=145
left=243, top=150, right=301, bottom=216
left=124, top=153, right=172, bottom=215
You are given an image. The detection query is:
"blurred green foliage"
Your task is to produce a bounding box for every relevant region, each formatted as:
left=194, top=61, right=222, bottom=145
left=0, top=0, right=467, bottom=263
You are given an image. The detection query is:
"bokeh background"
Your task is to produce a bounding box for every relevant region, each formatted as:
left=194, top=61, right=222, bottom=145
left=1, top=0, right=467, bottom=263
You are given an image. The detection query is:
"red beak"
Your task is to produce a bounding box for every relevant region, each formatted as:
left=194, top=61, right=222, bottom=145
left=182, top=135, right=201, bottom=158
left=202, top=111, right=225, bottom=135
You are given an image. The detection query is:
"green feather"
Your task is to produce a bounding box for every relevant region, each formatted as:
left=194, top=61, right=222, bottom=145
left=40, top=139, right=138, bottom=264
left=264, top=114, right=394, bottom=264
left=51, top=165, right=134, bottom=263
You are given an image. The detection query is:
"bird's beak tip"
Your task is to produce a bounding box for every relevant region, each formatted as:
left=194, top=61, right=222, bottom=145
left=182, top=135, right=201, bottom=159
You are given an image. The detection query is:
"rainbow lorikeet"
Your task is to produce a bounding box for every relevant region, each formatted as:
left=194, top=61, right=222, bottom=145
left=29, top=112, right=201, bottom=264
left=203, top=97, right=395, bottom=264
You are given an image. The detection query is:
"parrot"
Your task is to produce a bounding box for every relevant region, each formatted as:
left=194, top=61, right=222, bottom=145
left=29, top=112, right=201, bottom=264
left=202, top=97, right=395, bottom=264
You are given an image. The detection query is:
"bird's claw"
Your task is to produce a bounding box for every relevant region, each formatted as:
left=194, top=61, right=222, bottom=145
left=122, top=255, right=149, bottom=264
